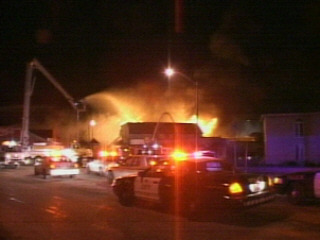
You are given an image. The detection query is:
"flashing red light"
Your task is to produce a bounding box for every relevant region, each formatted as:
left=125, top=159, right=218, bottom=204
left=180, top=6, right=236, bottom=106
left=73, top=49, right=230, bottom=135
left=99, top=150, right=118, bottom=157
left=99, top=151, right=108, bottom=157
left=171, top=150, right=188, bottom=161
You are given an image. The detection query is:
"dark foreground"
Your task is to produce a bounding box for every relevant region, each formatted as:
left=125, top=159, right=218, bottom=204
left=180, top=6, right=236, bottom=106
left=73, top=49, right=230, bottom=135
left=1, top=166, right=320, bottom=240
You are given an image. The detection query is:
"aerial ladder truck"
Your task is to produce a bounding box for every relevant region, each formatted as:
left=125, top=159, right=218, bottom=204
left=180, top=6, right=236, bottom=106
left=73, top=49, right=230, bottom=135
left=2, top=58, right=90, bottom=166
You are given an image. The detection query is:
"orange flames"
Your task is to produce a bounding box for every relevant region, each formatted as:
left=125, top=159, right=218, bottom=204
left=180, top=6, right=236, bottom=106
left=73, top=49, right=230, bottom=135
left=84, top=88, right=219, bottom=144
left=188, top=115, right=218, bottom=137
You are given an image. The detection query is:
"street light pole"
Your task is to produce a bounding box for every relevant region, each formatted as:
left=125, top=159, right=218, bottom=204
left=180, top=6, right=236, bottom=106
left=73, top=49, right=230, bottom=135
left=164, top=67, right=199, bottom=151
left=89, top=119, right=96, bottom=140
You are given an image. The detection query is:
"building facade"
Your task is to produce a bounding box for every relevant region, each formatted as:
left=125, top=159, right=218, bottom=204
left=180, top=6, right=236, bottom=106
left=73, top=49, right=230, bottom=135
left=262, top=112, right=320, bottom=166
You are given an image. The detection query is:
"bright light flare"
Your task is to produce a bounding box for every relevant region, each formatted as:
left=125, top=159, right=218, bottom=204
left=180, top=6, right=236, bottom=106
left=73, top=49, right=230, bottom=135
left=192, top=151, right=203, bottom=158
left=164, top=68, right=175, bottom=77
left=50, top=150, right=62, bottom=158
left=2, top=140, right=18, bottom=147
left=99, top=150, right=118, bottom=157
left=171, top=150, right=188, bottom=161
left=89, top=119, right=96, bottom=127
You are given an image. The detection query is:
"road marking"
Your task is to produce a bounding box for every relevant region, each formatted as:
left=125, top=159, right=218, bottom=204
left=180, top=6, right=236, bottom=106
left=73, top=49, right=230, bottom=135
left=9, top=197, right=25, bottom=204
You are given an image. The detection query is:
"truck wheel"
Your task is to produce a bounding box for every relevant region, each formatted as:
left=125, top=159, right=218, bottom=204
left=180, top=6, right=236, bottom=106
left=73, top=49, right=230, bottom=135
left=287, top=183, right=305, bottom=205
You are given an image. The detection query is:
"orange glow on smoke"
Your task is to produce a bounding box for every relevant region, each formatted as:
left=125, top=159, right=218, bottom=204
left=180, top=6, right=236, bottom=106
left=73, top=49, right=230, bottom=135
left=106, top=95, right=143, bottom=124
left=84, top=90, right=219, bottom=144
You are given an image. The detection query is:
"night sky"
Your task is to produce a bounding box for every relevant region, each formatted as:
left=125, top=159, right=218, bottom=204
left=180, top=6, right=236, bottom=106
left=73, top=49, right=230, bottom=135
left=1, top=0, right=319, bottom=127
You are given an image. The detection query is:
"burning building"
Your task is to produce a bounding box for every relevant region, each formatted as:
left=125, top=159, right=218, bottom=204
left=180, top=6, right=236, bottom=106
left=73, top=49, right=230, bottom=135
left=115, top=122, right=202, bottom=155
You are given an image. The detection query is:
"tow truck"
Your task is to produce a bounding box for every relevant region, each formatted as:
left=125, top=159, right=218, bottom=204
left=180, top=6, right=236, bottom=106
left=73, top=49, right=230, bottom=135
left=4, top=58, right=88, bottom=166
left=273, top=171, right=320, bottom=204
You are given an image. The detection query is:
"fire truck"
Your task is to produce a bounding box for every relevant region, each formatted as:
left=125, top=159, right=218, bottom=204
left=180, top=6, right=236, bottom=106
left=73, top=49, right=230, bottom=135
left=3, top=141, right=85, bottom=167
left=3, top=58, right=89, bottom=167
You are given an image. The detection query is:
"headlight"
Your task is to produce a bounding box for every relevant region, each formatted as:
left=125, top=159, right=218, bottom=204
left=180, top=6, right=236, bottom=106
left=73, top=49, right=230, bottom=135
left=249, top=180, right=266, bottom=192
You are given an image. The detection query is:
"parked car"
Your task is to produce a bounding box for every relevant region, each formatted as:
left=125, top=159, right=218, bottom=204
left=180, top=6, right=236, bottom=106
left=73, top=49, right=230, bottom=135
left=112, top=154, right=275, bottom=219
left=34, top=156, right=80, bottom=179
left=3, top=151, right=22, bottom=168
left=273, top=171, right=320, bottom=204
left=86, top=158, right=119, bottom=176
left=107, top=155, right=164, bottom=184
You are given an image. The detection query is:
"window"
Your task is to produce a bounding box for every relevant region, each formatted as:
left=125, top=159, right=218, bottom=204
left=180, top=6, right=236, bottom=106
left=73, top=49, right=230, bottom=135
left=295, top=119, right=304, bottom=137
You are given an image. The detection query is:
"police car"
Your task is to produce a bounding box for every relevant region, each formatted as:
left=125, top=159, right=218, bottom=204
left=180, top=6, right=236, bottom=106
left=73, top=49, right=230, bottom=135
left=112, top=151, right=275, bottom=218
left=107, top=154, right=162, bottom=184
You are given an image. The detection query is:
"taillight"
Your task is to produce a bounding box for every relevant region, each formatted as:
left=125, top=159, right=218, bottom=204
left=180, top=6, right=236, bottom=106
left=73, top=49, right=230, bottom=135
left=273, top=177, right=284, bottom=185
left=74, top=163, right=79, bottom=168
left=229, top=182, right=244, bottom=194
left=268, top=177, right=274, bottom=187
left=50, top=163, right=56, bottom=169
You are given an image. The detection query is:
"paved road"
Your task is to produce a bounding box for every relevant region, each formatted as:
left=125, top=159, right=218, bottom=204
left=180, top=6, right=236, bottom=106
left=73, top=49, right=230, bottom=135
left=1, top=166, right=320, bottom=240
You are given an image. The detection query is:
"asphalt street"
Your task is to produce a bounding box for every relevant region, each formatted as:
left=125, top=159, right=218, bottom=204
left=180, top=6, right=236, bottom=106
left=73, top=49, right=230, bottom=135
left=1, top=166, right=320, bottom=240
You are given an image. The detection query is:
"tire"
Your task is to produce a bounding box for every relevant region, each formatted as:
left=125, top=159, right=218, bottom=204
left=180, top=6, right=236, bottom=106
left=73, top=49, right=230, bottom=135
left=35, top=156, right=43, bottom=162
left=184, top=198, right=200, bottom=220
left=86, top=166, right=91, bottom=174
left=118, top=182, right=134, bottom=206
left=287, top=183, right=305, bottom=205
left=107, top=171, right=114, bottom=184
left=98, top=167, right=104, bottom=176
left=42, top=169, right=47, bottom=179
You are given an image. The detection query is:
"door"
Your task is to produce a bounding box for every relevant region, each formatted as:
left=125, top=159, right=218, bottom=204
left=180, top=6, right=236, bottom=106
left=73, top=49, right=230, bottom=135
left=134, top=176, right=161, bottom=201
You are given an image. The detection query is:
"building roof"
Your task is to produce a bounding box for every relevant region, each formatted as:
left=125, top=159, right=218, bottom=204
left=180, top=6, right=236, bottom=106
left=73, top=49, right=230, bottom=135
left=121, top=122, right=202, bottom=135
left=261, top=112, right=320, bottom=119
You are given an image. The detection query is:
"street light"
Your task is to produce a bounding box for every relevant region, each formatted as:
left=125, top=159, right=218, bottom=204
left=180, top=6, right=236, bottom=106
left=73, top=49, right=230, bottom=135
left=164, top=67, right=199, bottom=151
left=89, top=119, right=96, bottom=140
